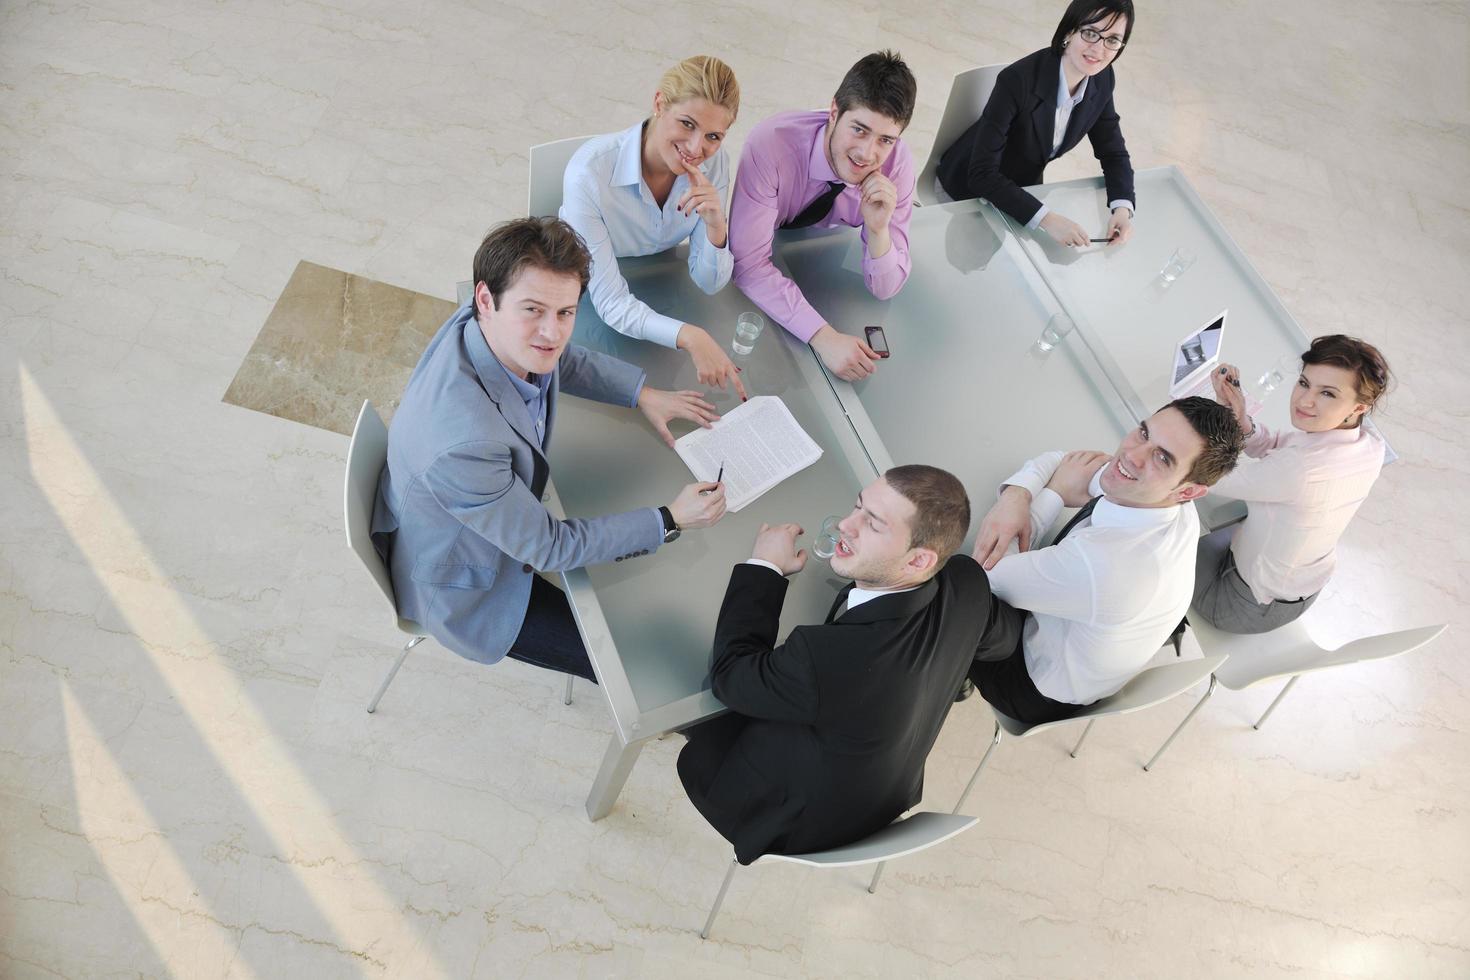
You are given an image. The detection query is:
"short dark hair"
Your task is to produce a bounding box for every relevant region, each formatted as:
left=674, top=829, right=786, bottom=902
left=1161, top=396, right=1244, bottom=486
left=833, top=50, right=917, bottom=129
left=884, top=464, right=971, bottom=565
left=472, top=217, right=591, bottom=311
left=1301, top=334, right=1392, bottom=416
left=1051, top=0, right=1135, bottom=62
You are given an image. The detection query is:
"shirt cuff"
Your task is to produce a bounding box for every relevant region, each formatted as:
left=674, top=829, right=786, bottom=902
left=630, top=370, right=648, bottom=409
left=1108, top=200, right=1134, bottom=216
left=650, top=507, right=667, bottom=547
left=644, top=311, right=686, bottom=350
left=1026, top=203, right=1050, bottom=230
left=1000, top=469, right=1047, bottom=502
left=786, top=307, right=827, bottom=344
left=743, top=558, right=785, bottom=575
left=1032, top=487, right=1065, bottom=536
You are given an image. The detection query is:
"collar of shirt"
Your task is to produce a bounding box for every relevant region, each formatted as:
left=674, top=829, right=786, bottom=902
left=1090, top=497, right=1181, bottom=530
left=1057, top=60, right=1089, bottom=110
left=610, top=120, right=662, bottom=206
left=805, top=121, right=843, bottom=185
left=846, top=582, right=921, bottom=610
left=1298, top=425, right=1371, bottom=448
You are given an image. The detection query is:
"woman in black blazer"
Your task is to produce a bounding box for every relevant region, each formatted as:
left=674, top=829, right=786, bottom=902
left=937, top=0, right=1136, bottom=247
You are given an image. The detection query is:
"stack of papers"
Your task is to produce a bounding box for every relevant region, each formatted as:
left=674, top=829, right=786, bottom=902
left=674, top=396, right=823, bottom=512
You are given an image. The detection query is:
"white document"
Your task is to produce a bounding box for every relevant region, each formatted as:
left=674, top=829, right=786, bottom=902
left=674, top=396, right=823, bottom=512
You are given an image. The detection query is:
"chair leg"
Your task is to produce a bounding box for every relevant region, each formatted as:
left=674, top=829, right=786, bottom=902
left=563, top=672, right=574, bottom=705
left=1143, top=675, right=1216, bottom=771
left=700, top=859, right=739, bottom=939
left=1253, top=675, right=1298, bottom=730
left=1068, top=719, right=1096, bottom=758
left=867, top=861, right=885, bottom=894
left=953, top=721, right=1003, bottom=814
left=366, top=635, right=425, bottom=713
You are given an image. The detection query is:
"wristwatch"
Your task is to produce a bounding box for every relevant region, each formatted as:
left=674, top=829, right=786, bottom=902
left=658, top=506, right=681, bottom=543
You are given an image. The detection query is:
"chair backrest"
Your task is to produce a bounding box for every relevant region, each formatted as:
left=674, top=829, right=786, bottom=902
left=527, top=135, right=596, bottom=218
left=1193, top=613, right=1447, bottom=691
left=1001, top=654, right=1228, bottom=738
left=757, top=811, right=978, bottom=869
left=916, top=64, right=1005, bottom=206
left=343, top=400, right=401, bottom=621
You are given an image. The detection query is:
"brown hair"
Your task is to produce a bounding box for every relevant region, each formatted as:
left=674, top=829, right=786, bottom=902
left=884, top=464, right=971, bottom=565
left=472, top=217, right=591, bottom=311
left=1301, top=334, right=1392, bottom=416
left=1162, top=396, right=1245, bottom=486
left=657, top=55, right=740, bottom=122
left=833, top=50, right=917, bottom=128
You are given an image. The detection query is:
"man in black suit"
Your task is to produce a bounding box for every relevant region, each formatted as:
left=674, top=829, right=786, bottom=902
left=937, top=0, right=1137, bottom=248
left=677, top=465, right=1021, bottom=865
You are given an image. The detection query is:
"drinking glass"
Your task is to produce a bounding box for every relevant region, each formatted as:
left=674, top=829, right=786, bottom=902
left=732, top=312, right=765, bottom=356
left=1256, top=353, right=1301, bottom=395
left=812, top=516, right=842, bottom=560
left=1158, top=247, right=1198, bottom=284
left=1033, top=312, right=1075, bottom=353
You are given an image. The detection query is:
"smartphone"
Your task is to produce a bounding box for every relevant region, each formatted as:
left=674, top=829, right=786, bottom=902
left=864, top=325, right=891, bottom=358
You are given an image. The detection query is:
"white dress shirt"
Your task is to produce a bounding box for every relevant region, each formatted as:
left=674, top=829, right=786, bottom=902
left=1211, top=421, right=1385, bottom=604
left=560, top=121, right=733, bottom=348
left=987, top=451, right=1200, bottom=705
left=1026, top=61, right=1134, bottom=230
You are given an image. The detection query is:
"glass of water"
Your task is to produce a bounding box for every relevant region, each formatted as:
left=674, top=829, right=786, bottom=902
left=1256, top=353, right=1302, bottom=395
left=732, top=312, right=765, bottom=356
left=812, top=516, right=842, bottom=560
left=1033, top=312, right=1075, bottom=353
left=1158, top=247, right=1198, bottom=285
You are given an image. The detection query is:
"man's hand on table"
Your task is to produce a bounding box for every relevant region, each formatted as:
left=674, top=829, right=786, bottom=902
left=810, top=324, right=880, bottom=382
left=637, top=386, right=720, bottom=448
left=751, top=522, right=808, bottom=575
left=669, top=481, right=726, bottom=529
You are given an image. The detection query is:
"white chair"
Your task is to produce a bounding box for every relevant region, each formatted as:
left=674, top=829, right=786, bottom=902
left=1143, top=614, right=1447, bottom=770
left=699, top=811, right=978, bottom=940
left=527, top=134, right=595, bottom=218
left=916, top=64, right=1005, bottom=206
left=953, top=653, right=1228, bottom=810
left=344, top=401, right=576, bottom=712
left=452, top=135, right=599, bottom=302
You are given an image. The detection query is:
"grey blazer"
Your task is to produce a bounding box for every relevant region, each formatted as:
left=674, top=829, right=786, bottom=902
left=371, top=303, right=664, bottom=665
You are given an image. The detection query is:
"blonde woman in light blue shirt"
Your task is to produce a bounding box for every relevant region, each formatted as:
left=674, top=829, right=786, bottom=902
left=561, top=55, right=746, bottom=398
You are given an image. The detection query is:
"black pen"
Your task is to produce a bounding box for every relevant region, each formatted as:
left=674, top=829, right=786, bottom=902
left=1089, top=237, right=1114, bottom=243
left=701, top=461, right=726, bottom=495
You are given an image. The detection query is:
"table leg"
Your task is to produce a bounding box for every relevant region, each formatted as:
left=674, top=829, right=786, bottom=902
left=585, top=731, right=647, bottom=821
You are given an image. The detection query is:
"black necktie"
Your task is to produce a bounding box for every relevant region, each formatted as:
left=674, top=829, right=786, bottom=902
left=782, top=180, right=846, bottom=229
left=1052, top=496, right=1101, bottom=545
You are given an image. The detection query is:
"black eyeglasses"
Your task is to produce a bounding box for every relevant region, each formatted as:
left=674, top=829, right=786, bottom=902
left=1078, top=27, right=1126, bottom=51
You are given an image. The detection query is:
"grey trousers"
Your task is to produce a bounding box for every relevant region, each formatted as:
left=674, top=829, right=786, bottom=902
left=1192, top=527, right=1316, bottom=634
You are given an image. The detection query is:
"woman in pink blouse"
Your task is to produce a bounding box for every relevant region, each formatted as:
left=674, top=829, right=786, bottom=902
left=1194, top=335, right=1393, bottom=633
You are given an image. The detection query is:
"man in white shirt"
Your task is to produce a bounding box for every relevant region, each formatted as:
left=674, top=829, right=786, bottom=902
left=965, top=397, right=1245, bottom=724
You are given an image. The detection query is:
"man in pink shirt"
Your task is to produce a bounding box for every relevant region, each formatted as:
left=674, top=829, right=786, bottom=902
left=729, top=51, right=917, bottom=381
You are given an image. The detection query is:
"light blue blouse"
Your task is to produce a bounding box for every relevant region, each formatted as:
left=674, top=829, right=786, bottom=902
left=560, top=121, right=733, bottom=348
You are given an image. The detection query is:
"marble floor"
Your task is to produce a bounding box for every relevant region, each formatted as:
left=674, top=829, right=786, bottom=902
left=2, top=1, right=1468, bottom=977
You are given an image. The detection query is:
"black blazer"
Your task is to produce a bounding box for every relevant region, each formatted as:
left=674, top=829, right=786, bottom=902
left=677, top=557, right=1020, bottom=865
left=937, top=48, right=1135, bottom=225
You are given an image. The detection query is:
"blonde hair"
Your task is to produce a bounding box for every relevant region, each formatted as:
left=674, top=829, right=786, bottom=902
left=656, top=55, right=740, bottom=123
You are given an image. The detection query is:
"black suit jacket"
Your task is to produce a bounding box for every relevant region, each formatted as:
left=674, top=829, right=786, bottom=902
left=937, top=48, right=1135, bottom=225
left=677, top=556, right=1020, bottom=865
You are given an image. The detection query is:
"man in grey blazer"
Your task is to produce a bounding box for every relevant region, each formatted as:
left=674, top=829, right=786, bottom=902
left=372, top=217, right=728, bottom=682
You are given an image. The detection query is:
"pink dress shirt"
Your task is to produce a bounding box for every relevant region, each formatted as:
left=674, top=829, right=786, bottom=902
left=729, top=110, right=915, bottom=342
left=1211, top=421, right=1386, bottom=604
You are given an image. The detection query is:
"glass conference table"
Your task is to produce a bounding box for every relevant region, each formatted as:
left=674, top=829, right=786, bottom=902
left=549, top=166, right=1336, bottom=820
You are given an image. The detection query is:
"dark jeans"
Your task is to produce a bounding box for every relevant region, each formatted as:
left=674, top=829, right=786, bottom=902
left=969, top=605, right=1087, bottom=725
left=509, top=574, right=597, bottom=682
